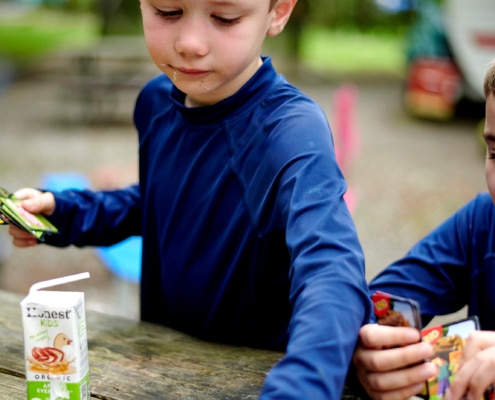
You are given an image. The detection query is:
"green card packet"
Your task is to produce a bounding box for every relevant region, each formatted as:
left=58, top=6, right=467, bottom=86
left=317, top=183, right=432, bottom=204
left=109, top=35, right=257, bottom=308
left=0, top=187, right=58, bottom=241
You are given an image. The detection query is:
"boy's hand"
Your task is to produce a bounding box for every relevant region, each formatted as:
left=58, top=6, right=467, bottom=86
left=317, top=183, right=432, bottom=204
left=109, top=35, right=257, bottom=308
left=8, top=188, right=56, bottom=247
left=353, top=324, right=437, bottom=400
left=445, top=331, right=495, bottom=400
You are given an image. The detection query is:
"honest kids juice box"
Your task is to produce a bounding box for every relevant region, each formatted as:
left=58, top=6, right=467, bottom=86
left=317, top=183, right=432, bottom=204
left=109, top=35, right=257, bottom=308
left=20, top=273, right=90, bottom=400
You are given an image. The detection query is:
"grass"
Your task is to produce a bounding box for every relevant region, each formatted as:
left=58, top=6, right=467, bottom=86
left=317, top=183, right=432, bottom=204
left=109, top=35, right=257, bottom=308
left=264, top=25, right=406, bottom=78
left=301, top=27, right=406, bottom=77
left=0, top=7, right=99, bottom=66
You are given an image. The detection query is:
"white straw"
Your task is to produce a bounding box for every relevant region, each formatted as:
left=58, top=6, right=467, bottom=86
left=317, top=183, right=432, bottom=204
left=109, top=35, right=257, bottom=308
left=29, top=272, right=90, bottom=293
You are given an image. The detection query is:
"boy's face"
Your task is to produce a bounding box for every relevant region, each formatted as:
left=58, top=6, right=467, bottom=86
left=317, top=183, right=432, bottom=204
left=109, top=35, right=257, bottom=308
left=139, top=0, right=295, bottom=107
left=484, top=93, right=495, bottom=203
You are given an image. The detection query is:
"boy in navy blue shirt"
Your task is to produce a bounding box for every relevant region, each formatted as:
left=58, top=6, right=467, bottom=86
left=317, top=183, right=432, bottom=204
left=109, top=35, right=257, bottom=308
left=7, top=0, right=371, bottom=397
left=354, top=58, right=495, bottom=400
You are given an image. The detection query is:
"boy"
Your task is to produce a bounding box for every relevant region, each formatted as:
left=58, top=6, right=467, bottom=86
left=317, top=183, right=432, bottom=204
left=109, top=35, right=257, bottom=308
left=353, top=58, right=495, bottom=400
left=8, top=0, right=371, bottom=397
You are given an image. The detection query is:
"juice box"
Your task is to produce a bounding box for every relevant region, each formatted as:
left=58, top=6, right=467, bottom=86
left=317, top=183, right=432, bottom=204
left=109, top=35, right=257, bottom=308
left=20, top=273, right=90, bottom=400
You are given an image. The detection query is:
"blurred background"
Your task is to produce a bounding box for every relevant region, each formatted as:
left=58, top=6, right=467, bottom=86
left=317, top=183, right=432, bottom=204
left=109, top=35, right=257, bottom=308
left=0, top=0, right=493, bottom=325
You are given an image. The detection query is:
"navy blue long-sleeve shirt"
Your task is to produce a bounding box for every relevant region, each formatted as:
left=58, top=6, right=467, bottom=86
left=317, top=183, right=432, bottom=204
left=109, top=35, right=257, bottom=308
left=44, top=57, right=371, bottom=398
left=370, top=192, right=495, bottom=329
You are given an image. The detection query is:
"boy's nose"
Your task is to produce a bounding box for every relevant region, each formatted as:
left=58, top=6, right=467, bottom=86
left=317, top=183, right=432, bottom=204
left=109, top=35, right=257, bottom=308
left=174, top=19, right=209, bottom=57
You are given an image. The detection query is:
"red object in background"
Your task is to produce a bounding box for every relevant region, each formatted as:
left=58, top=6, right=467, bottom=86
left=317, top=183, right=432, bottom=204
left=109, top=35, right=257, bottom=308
left=404, top=57, right=462, bottom=120
left=332, top=84, right=360, bottom=214
left=474, top=33, right=495, bottom=48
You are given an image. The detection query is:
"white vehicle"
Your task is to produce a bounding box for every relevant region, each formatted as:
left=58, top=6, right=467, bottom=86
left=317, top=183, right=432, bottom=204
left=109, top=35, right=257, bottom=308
left=403, top=0, right=495, bottom=120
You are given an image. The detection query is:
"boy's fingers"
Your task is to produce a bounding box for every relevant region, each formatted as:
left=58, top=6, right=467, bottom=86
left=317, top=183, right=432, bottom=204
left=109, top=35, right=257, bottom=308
left=12, top=237, right=39, bottom=248
left=12, top=188, right=55, bottom=215
left=8, top=225, right=39, bottom=247
left=355, top=340, right=434, bottom=372
left=359, top=324, right=421, bottom=348
left=12, top=188, right=42, bottom=200
left=448, top=345, right=495, bottom=400
left=21, top=192, right=55, bottom=216
left=462, top=331, right=495, bottom=360
left=358, top=363, right=435, bottom=397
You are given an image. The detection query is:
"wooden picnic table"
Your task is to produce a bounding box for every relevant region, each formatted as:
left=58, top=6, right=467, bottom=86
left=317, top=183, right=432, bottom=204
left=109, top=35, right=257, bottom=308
left=0, top=289, right=362, bottom=399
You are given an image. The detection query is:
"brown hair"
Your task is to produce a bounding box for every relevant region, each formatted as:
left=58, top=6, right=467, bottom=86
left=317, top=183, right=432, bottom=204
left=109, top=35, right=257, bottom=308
left=484, top=58, right=495, bottom=98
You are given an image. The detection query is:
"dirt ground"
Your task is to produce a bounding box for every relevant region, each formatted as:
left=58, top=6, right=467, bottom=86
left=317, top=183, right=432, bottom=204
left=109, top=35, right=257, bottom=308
left=0, top=49, right=487, bottom=325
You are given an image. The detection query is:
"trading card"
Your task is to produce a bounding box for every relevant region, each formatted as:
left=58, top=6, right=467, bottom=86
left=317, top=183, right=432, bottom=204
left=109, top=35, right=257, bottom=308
left=372, top=293, right=493, bottom=399
left=419, top=316, right=495, bottom=400
left=0, top=211, right=9, bottom=224
left=0, top=201, right=45, bottom=240
left=0, top=208, right=33, bottom=233
left=0, top=187, right=58, bottom=241
left=487, top=385, right=495, bottom=400
left=372, top=291, right=429, bottom=396
left=1, top=196, right=58, bottom=233
left=0, top=187, right=9, bottom=198
left=371, top=291, right=422, bottom=329
left=0, top=204, right=45, bottom=240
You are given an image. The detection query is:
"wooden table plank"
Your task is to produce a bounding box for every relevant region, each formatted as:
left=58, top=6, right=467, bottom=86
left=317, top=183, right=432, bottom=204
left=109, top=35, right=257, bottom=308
left=0, top=290, right=363, bottom=399
left=0, top=375, right=32, bottom=399
left=86, top=320, right=282, bottom=399
left=0, top=289, right=283, bottom=399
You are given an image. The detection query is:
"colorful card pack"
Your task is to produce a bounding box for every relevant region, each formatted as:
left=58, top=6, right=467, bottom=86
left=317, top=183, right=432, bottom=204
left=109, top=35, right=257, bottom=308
left=0, top=187, right=58, bottom=241
left=419, top=317, right=491, bottom=399
left=372, top=291, right=421, bottom=329
left=372, top=291, right=495, bottom=400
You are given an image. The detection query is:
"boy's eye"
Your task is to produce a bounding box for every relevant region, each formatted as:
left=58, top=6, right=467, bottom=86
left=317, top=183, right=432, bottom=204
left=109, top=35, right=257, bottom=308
left=485, top=145, right=495, bottom=159
left=153, top=7, right=241, bottom=26
left=212, top=15, right=241, bottom=26
left=155, top=8, right=182, bottom=20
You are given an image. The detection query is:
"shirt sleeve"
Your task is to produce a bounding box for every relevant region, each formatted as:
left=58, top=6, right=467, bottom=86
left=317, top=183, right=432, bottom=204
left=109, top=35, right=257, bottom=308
left=43, top=184, right=142, bottom=247
left=369, top=193, right=493, bottom=327
left=257, top=104, right=372, bottom=398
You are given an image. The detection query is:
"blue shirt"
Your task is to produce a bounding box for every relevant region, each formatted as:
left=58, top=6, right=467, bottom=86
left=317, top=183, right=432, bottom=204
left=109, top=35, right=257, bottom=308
left=370, top=192, right=495, bottom=329
left=45, top=57, right=371, bottom=398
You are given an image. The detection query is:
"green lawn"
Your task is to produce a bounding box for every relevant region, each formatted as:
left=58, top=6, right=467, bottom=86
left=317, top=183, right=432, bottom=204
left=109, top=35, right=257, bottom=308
left=0, top=8, right=98, bottom=65
left=301, top=27, right=406, bottom=77
left=264, top=25, right=406, bottom=78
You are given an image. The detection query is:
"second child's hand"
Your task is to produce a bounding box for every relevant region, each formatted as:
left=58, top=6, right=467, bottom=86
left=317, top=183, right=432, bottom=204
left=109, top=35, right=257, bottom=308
left=445, top=331, right=495, bottom=400
left=353, top=324, right=437, bottom=399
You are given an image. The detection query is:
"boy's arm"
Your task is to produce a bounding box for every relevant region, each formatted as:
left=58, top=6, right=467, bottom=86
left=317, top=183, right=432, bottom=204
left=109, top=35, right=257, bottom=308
left=258, top=114, right=371, bottom=398
left=42, top=184, right=142, bottom=247
left=356, top=194, right=495, bottom=398
left=369, top=193, right=492, bottom=324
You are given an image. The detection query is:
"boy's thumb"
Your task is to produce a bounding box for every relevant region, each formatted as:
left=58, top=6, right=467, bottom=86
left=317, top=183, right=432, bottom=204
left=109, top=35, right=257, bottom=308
left=22, top=193, right=54, bottom=216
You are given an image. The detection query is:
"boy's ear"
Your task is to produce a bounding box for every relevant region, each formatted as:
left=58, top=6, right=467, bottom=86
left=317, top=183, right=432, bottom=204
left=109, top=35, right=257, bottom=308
left=267, top=0, right=297, bottom=38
